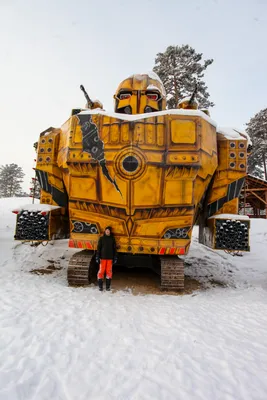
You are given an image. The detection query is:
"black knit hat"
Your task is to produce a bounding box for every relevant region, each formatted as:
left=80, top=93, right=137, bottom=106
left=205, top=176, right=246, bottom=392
left=105, top=226, right=112, bottom=232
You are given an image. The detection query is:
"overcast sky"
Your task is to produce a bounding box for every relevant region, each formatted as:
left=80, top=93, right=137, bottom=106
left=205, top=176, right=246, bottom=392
left=0, top=0, right=266, bottom=191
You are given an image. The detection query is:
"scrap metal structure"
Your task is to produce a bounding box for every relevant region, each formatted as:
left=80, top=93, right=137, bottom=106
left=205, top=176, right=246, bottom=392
left=13, top=73, right=251, bottom=290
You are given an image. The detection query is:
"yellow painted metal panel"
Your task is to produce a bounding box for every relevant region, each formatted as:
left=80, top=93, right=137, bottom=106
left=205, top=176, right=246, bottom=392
left=200, top=120, right=217, bottom=155
left=121, top=123, right=130, bottom=143
left=110, top=124, right=120, bottom=144
left=70, top=177, right=97, bottom=201
left=145, top=152, right=163, bottom=163
left=171, top=120, right=196, bottom=144
left=134, top=122, right=145, bottom=145
left=69, top=209, right=126, bottom=236
left=167, top=153, right=199, bottom=164
left=48, top=174, right=65, bottom=191
left=101, top=125, right=110, bottom=144
left=215, top=198, right=239, bottom=215
left=99, top=170, right=128, bottom=207
left=145, top=123, right=156, bottom=145
left=209, top=185, right=228, bottom=203
left=164, top=180, right=193, bottom=205
left=156, top=123, right=164, bottom=146
left=132, top=165, right=162, bottom=207
left=133, top=215, right=192, bottom=237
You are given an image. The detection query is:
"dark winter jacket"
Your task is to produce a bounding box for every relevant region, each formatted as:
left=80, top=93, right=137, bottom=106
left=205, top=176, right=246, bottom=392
left=97, top=234, right=117, bottom=260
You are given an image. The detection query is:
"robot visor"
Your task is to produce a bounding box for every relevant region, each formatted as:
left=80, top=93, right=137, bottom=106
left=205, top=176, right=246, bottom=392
left=118, top=90, right=161, bottom=101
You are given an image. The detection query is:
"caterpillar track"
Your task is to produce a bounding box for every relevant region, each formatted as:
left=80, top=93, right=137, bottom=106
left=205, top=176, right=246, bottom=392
left=160, top=256, right=184, bottom=291
left=67, top=251, right=184, bottom=291
left=67, top=250, right=97, bottom=286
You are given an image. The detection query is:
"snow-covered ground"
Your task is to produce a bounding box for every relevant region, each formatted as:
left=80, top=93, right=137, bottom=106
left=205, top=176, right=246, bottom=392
left=1, top=198, right=267, bottom=400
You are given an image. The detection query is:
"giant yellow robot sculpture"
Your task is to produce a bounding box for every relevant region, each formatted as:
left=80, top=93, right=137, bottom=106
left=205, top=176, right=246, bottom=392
left=13, top=73, right=250, bottom=290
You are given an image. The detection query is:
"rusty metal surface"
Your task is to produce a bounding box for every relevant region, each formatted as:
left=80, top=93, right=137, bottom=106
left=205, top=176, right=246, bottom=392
left=160, top=256, right=184, bottom=291
left=67, top=250, right=94, bottom=286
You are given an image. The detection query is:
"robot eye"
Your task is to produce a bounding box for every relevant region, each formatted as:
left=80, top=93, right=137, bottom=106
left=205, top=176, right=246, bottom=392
left=146, top=92, right=159, bottom=101
left=119, top=92, right=132, bottom=100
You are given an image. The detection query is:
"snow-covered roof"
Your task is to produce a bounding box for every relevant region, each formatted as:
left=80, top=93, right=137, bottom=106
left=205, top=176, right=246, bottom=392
left=12, top=204, right=61, bottom=213
left=248, top=174, right=267, bottom=183
left=79, top=108, right=217, bottom=127
left=217, top=127, right=252, bottom=146
left=208, top=213, right=250, bottom=221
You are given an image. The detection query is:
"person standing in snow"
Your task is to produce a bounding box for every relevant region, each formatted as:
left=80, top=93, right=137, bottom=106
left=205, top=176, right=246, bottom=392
left=95, top=226, right=117, bottom=291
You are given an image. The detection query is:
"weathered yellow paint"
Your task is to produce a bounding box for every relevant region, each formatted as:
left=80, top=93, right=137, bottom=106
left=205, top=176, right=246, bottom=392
left=47, top=174, right=65, bottom=191
left=35, top=100, right=250, bottom=255
left=131, top=165, right=161, bottom=208
left=171, top=120, right=196, bottom=144
left=215, top=198, right=239, bottom=215
left=40, top=190, right=53, bottom=205
left=164, top=179, right=193, bottom=205
left=70, top=209, right=126, bottom=236
left=167, top=153, right=200, bottom=164
left=133, top=216, right=193, bottom=237
left=200, top=120, right=217, bottom=156
left=207, top=136, right=247, bottom=209
left=70, top=177, right=97, bottom=201
left=99, top=172, right=128, bottom=207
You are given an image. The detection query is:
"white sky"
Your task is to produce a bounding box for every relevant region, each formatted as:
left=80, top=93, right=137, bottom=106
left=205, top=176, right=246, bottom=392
left=0, top=0, right=266, bottom=191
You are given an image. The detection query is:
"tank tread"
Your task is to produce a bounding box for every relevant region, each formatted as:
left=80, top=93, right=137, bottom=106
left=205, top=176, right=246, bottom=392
left=160, top=256, right=184, bottom=291
left=67, top=250, right=94, bottom=286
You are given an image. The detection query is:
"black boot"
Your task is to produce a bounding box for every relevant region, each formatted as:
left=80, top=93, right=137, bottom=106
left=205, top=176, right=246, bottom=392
left=98, top=279, right=103, bottom=291
left=106, top=278, right=111, bottom=291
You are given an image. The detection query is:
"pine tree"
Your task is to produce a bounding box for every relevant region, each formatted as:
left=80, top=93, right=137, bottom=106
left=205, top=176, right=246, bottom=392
left=246, top=108, right=267, bottom=180
left=0, top=164, right=25, bottom=197
left=153, top=45, right=214, bottom=109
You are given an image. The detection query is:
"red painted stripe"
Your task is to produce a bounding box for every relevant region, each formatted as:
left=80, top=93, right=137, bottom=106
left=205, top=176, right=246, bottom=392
left=69, top=239, right=75, bottom=248
left=169, top=247, right=175, bottom=255
left=179, top=248, right=185, bottom=255
left=86, top=241, right=92, bottom=249
left=159, top=248, right=165, bottom=255
left=77, top=241, right=83, bottom=249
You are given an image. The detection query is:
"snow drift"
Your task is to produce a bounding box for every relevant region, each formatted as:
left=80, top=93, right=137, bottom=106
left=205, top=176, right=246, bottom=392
left=0, top=198, right=267, bottom=400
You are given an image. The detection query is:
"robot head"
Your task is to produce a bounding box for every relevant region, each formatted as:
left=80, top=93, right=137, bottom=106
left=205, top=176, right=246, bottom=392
left=114, top=73, right=166, bottom=114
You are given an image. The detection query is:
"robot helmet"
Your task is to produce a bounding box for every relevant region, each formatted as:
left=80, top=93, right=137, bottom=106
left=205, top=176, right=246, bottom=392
left=114, top=72, right=166, bottom=114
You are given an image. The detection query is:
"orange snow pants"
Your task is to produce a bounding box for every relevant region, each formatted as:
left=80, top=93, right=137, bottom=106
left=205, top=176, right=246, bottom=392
left=98, top=259, right=113, bottom=279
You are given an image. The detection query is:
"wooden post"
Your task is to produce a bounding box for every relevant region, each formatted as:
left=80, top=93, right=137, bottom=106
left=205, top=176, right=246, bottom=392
left=244, top=180, right=247, bottom=215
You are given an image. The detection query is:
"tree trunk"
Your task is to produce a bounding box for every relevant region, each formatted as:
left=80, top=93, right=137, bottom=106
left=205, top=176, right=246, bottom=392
left=171, top=55, right=179, bottom=106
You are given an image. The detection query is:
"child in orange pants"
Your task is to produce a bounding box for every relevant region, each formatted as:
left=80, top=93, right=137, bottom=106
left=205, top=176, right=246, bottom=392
left=96, top=226, right=117, bottom=291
